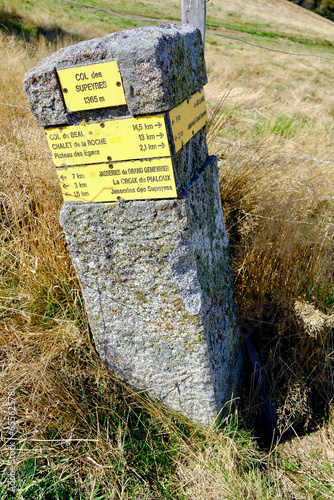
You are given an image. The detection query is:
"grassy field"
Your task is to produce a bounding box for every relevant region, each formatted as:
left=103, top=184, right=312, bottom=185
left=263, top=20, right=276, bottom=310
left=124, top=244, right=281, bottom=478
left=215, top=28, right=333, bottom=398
left=0, top=0, right=334, bottom=498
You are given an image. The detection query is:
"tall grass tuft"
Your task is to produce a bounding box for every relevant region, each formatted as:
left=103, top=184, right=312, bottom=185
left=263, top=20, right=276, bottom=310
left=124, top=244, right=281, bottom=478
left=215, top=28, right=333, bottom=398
left=208, top=99, right=334, bottom=436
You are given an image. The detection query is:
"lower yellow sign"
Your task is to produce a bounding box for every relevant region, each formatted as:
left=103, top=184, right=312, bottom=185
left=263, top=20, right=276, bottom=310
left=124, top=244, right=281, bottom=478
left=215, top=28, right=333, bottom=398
left=169, top=89, right=208, bottom=152
left=56, top=158, right=177, bottom=202
left=45, top=115, right=170, bottom=167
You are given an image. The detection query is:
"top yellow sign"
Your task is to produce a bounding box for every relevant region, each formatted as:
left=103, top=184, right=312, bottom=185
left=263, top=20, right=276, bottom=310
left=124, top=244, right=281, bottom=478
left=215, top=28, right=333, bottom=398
left=169, top=89, right=208, bottom=152
left=57, top=61, right=126, bottom=112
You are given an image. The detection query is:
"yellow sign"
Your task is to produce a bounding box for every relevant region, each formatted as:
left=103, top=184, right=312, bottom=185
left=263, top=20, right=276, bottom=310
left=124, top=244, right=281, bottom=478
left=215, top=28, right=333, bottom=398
left=57, top=61, right=126, bottom=112
left=169, top=89, right=208, bottom=152
left=56, top=158, right=177, bottom=202
left=45, top=116, right=170, bottom=167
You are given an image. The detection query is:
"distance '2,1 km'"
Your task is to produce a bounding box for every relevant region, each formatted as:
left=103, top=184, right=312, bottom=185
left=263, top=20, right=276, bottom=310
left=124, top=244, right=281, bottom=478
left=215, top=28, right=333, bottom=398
left=45, top=115, right=170, bottom=167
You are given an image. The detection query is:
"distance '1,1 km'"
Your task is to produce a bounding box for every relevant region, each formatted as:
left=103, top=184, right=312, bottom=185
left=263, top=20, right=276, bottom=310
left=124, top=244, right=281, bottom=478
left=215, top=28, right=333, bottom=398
left=45, top=115, right=170, bottom=167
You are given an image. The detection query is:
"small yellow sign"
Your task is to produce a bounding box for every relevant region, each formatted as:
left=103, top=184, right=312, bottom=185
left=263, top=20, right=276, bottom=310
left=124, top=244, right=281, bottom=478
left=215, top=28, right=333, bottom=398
left=57, top=61, right=126, bottom=112
left=56, top=158, right=177, bottom=202
left=45, top=115, right=170, bottom=167
left=169, top=89, right=208, bottom=152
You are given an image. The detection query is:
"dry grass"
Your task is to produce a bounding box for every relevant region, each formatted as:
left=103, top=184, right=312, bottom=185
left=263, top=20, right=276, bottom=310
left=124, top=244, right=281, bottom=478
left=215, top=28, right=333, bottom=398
left=0, top=0, right=334, bottom=497
left=207, top=97, right=334, bottom=437
left=204, top=4, right=334, bottom=439
left=205, top=49, right=334, bottom=156
left=209, top=0, right=334, bottom=38
left=4, top=0, right=334, bottom=44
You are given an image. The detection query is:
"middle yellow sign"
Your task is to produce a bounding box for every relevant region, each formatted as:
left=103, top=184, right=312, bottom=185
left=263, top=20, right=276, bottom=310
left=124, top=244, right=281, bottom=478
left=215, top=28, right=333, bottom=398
left=45, top=115, right=170, bottom=167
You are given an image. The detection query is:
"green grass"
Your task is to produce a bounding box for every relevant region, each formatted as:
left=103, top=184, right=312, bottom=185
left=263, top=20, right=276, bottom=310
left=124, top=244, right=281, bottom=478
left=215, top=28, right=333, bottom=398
left=253, top=113, right=309, bottom=138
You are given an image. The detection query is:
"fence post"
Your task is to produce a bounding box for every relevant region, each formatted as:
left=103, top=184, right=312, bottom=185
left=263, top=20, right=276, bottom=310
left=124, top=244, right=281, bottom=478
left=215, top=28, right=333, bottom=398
left=181, top=0, right=206, bottom=43
left=23, top=23, right=241, bottom=425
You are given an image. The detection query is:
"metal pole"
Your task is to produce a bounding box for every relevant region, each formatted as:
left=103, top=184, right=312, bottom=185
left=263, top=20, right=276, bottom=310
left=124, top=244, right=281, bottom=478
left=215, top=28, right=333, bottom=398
left=181, top=0, right=206, bottom=44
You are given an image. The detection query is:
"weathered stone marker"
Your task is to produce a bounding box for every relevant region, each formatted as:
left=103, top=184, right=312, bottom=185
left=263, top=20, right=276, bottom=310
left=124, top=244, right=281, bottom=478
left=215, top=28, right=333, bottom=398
left=24, top=24, right=242, bottom=425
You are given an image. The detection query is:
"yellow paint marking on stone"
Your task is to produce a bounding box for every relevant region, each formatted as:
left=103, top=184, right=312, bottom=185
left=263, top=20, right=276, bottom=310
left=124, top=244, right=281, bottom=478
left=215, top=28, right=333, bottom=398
left=45, top=115, right=170, bottom=167
left=169, top=89, right=208, bottom=152
left=57, top=61, right=126, bottom=112
left=56, top=158, right=177, bottom=202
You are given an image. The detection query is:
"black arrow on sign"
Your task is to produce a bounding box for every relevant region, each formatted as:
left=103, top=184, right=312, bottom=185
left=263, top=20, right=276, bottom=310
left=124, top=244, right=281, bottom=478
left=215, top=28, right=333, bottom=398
left=64, top=192, right=71, bottom=197
left=158, top=142, right=165, bottom=148
left=156, top=132, right=164, bottom=139
left=62, top=184, right=69, bottom=189
left=60, top=175, right=67, bottom=180
left=154, top=122, right=162, bottom=128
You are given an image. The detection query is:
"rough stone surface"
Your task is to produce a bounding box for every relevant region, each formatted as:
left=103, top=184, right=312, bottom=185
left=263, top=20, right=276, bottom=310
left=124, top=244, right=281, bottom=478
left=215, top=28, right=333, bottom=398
left=60, top=157, right=242, bottom=424
left=24, top=24, right=242, bottom=425
left=171, top=128, right=208, bottom=193
left=23, top=23, right=207, bottom=127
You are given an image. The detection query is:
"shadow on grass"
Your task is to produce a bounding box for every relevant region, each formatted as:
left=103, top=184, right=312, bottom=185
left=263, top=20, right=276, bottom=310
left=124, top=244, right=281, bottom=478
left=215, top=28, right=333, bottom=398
left=0, top=5, right=80, bottom=43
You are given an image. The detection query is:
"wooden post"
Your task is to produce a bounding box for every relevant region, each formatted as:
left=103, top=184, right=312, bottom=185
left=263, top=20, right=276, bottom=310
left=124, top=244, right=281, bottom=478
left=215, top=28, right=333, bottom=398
left=181, top=0, right=206, bottom=43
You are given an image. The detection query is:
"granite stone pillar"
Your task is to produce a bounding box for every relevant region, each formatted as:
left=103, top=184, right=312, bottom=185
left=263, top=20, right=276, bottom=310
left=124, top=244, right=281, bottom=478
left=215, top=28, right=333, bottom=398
left=23, top=24, right=242, bottom=424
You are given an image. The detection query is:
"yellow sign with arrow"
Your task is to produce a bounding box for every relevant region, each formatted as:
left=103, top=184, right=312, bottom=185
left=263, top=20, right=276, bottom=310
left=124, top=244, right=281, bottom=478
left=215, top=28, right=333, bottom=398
left=45, top=115, right=170, bottom=167
left=56, top=158, right=177, bottom=202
